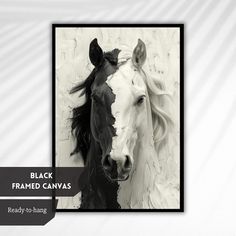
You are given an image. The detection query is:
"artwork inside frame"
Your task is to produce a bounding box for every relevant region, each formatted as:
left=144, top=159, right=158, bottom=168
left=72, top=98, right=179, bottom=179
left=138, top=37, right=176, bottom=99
left=53, top=24, right=184, bottom=211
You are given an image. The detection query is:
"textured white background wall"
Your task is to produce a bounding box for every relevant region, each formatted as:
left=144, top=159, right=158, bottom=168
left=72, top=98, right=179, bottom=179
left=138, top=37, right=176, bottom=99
left=56, top=27, right=180, bottom=209
left=1, top=0, right=236, bottom=235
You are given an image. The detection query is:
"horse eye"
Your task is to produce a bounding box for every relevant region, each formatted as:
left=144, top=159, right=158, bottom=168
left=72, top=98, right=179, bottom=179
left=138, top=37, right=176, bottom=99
left=136, top=95, right=145, bottom=106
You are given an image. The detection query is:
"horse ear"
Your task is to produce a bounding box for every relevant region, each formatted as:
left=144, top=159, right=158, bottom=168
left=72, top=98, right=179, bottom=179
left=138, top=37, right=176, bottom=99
left=89, top=38, right=104, bottom=67
left=132, top=39, right=146, bottom=68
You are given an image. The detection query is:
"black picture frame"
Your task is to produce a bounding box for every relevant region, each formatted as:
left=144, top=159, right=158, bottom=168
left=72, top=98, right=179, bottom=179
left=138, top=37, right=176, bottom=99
left=52, top=24, right=184, bottom=212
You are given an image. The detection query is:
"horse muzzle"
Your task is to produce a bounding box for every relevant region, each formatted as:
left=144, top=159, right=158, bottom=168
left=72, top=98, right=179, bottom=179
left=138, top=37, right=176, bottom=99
left=102, top=154, right=132, bottom=181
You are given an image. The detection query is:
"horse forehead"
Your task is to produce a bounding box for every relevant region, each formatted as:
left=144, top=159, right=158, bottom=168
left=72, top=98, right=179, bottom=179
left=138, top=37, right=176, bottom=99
left=106, top=75, right=134, bottom=116
left=106, top=74, right=132, bottom=105
left=107, top=63, right=134, bottom=92
left=107, top=64, right=145, bottom=99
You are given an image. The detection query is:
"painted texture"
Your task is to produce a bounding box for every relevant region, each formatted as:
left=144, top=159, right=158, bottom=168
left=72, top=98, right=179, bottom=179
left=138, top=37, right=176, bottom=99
left=56, top=27, right=180, bottom=209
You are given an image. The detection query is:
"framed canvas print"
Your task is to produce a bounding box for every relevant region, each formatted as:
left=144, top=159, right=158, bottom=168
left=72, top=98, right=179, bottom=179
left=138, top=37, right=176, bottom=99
left=53, top=24, right=184, bottom=211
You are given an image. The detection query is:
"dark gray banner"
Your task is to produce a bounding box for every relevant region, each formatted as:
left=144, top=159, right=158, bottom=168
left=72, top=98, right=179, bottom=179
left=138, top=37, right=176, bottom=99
left=0, top=167, right=85, bottom=197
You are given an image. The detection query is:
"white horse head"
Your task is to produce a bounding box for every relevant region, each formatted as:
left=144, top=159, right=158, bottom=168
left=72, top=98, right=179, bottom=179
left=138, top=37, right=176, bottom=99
left=106, top=39, right=176, bottom=208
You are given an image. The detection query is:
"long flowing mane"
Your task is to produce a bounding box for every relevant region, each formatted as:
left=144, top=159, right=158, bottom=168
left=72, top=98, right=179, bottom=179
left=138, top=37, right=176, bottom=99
left=141, top=69, right=174, bottom=147
left=70, top=69, right=95, bottom=161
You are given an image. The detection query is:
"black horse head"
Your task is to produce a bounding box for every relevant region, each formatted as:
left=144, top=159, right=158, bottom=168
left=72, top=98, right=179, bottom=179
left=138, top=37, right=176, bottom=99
left=70, top=39, right=121, bottom=162
left=70, top=39, right=121, bottom=209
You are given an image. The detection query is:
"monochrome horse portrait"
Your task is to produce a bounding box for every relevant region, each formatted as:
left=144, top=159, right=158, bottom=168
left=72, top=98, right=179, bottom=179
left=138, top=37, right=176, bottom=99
left=69, top=37, right=176, bottom=209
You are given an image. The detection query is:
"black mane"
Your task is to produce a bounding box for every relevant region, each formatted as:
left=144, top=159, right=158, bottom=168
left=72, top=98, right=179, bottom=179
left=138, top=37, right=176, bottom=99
left=70, top=69, right=95, bottom=161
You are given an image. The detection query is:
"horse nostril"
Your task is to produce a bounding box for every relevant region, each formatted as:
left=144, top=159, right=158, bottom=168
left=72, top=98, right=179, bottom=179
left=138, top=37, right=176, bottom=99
left=124, top=155, right=132, bottom=170
left=102, top=155, right=113, bottom=171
